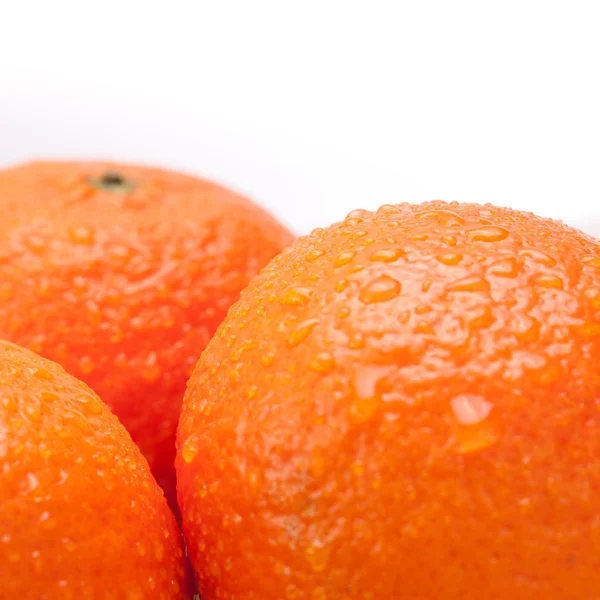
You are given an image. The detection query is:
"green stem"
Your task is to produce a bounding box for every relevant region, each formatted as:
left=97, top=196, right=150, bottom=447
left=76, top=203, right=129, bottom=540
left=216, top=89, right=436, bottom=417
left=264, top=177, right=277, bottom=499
left=89, top=171, right=136, bottom=194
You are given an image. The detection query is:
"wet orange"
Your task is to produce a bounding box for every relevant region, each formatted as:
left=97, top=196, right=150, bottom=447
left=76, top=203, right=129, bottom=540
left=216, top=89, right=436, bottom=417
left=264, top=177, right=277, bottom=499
left=177, top=201, right=600, bottom=599
left=0, top=161, right=293, bottom=508
left=0, top=341, right=193, bottom=598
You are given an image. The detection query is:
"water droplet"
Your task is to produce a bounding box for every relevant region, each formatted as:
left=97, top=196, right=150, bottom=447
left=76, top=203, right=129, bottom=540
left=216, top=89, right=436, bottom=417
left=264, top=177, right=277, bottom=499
left=345, top=218, right=363, bottom=227
left=376, top=204, right=400, bottom=215
left=398, top=310, right=411, bottom=324
left=415, top=320, right=435, bottom=334
left=412, top=233, right=428, bottom=241
left=280, top=286, right=313, bottom=306
left=451, top=395, right=492, bottom=425
left=309, top=352, right=335, bottom=373
left=286, top=584, right=300, bottom=599
left=370, top=248, right=403, bottom=262
left=26, top=472, right=39, bottom=492
left=467, top=225, right=509, bottom=243
left=76, top=393, right=102, bottom=416
left=114, top=353, right=128, bottom=369
left=25, top=235, right=46, bottom=253
left=530, top=273, right=564, bottom=290
left=520, top=248, right=557, bottom=267
left=247, top=385, right=258, bottom=399
left=349, top=393, right=381, bottom=423
left=359, top=275, right=401, bottom=304
left=335, top=251, right=356, bottom=267
left=304, top=540, right=330, bottom=572
left=349, top=366, right=390, bottom=422
left=348, top=332, right=365, bottom=349
left=246, top=469, right=263, bottom=491
left=25, top=403, right=41, bottom=422
left=415, top=303, right=432, bottom=315
left=346, top=208, right=369, bottom=220
left=455, top=423, right=498, bottom=454
left=418, top=209, right=465, bottom=226
left=488, top=257, right=521, bottom=278
left=62, top=537, right=76, bottom=552
left=288, top=319, right=320, bottom=347
left=436, top=252, right=463, bottom=266
left=335, top=279, right=350, bottom=293
left=41, top=391, right=59, bottom=403
left=421, top=279, right=433, bottom=293
left=467, top=305, right=495, bottom=330
left=141, top=353, right=161, bottom=383
left=336, top=306, right=351, bottom=319
left=39, top=511, right=55, bottom=529
left=79, top=356, right=94, bottom=375
left=261, top=352, right=275, bottom=367
left=583, top=288, right=600, bottom=310
left=582, top=256, right=600, bottom=268
left=512, top=314, right=541, bottom=343
left=34, top=367, right=54, bottom=381
left=307, top=249, right=326, bottom=263
left=68, top=226, right=96, bottom=245
left=442, top=235, right=457, bottom=247
left=447, top=276, right=490, bottom=293
left=182, top=433, right=199, bottom=464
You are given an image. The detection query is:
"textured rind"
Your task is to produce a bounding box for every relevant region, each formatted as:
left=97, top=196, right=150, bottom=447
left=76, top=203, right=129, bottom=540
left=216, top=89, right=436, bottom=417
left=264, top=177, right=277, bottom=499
left=0, top=161, right=293, bottom=506
left=177, top=201, right=600, bottom=599
left=0, top=341, right=193, bottom=599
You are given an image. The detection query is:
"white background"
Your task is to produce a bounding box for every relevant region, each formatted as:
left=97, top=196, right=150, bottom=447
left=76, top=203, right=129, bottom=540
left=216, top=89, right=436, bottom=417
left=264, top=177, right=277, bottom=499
left=1, top=1, right=599, bottom=236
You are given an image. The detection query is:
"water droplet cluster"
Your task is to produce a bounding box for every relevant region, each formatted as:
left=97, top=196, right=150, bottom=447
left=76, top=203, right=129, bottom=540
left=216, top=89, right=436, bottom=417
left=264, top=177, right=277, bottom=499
left=0, top=161, right=293, bottom=508
left=0, top=341, right=191, bottom=597
left=177, top=200, right=600, bottom=598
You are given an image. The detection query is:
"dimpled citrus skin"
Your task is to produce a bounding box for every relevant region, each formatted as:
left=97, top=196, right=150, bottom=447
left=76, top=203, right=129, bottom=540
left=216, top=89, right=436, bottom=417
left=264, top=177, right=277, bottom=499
left=177, top=201, right=600, bottom=599
left=0, top=341, right=193, bottom=599
left=0, top=161, right=293, bottom=507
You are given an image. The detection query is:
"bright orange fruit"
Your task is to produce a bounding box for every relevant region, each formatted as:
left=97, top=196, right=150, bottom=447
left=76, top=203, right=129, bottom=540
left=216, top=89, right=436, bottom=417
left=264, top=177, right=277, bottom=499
left=0, top=341, right=193, bottom=598
left=0, top=161, right=293, bottom=508
left=177, top=201, right=600, bottom=598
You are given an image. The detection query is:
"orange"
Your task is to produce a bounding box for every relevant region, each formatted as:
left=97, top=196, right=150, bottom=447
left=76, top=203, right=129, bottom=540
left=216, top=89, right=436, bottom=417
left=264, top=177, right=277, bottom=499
left=0, top=341, right=193, bottom=598
left=0, top=161, right=293, bottom=508
left=177, top=201, right=600, bottom=599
